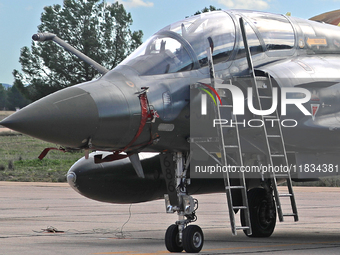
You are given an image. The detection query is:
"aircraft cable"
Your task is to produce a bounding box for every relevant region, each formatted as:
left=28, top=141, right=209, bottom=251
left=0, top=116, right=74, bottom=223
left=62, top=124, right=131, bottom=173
left=115, top=203, right=133, bottom=239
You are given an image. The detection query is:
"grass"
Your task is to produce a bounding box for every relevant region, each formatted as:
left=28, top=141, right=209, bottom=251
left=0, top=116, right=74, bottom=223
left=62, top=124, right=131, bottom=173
left=293, top=176, right=340, bottom=187
left=1, top=112, right=340, bottom=185
left=0, top=133, right=83, bottom=182
left=0, top=111, right=82, bottom=182
left=0, top=111, right=15, bottom=119
left=0, top=132, right=339, bottom=185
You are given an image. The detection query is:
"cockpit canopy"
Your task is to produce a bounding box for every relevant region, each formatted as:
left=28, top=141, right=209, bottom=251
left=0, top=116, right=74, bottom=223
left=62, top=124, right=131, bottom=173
left=120, top=11, right=236, bottom=75
left=119, top=10, right=302, bottom=76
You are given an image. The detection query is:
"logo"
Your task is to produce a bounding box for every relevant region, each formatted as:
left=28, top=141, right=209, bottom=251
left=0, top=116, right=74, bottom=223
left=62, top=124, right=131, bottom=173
left=200, top=83, right=311, bottom=116
left=198, top=83, right=222, bottom=115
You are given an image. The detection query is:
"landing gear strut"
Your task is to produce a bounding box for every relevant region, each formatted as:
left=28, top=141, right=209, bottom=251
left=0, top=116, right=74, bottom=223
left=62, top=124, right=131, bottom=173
left=161, top=152, right=204, bottom=253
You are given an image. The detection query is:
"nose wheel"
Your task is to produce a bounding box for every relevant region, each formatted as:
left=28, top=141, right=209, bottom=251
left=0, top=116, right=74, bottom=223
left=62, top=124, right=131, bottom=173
left=165, top=224, right=183, bottom=252
left=165, top=224, right=204, bottom=253
left=182, top=225, right=204, bottom=253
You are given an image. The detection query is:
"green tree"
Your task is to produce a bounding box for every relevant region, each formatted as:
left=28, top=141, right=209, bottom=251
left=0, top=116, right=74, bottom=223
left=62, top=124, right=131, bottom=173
left=0, top=84, right=8, bottom=110
left=194, top=5, right=221, bottom=15
left=6, top=84, right=30, bottom=111
left=14, top=0, right=143, bottom=101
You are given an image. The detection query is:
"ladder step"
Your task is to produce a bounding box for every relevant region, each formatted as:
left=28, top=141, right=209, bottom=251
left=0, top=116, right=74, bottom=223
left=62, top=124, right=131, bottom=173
left=226, top=186, right=245, bottom=189
left=255, top=76, right=269, bottom=81
left=267, top=135, right=281, bottom=138
left=224, top=145, right=239, bottom=148
left=259, top=96, right=272, bottom=99
left=282, top=213, right=297, bottom=217
left=219, top=105, right=232, bottom=108
left=263, top=115, right=277, bottom=119
left=235, top=226, right=250, bottom=230
left=279, top=193, right=293, bottom=197
left=233, top=206, right=247, bottom=210
left=271, top=154, right=285, bottom=157
left=275, top=174, right=289, bottom=177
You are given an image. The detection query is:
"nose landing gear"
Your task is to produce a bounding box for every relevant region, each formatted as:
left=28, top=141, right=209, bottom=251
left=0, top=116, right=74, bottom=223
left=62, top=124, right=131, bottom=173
left=161, top=152, right=204, bottom=253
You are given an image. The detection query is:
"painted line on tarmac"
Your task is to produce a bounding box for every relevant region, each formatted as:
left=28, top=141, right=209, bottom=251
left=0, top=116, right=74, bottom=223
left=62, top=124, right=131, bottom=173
left=93, top=240, right=340, bottom=255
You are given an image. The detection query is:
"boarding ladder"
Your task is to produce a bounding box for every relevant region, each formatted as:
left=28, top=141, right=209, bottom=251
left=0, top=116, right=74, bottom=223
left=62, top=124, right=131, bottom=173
left=217, top=100, right=252, bottom=235
left=207, top=45, right=252, bottom=235
left=239, top=17, right=298, bottom=222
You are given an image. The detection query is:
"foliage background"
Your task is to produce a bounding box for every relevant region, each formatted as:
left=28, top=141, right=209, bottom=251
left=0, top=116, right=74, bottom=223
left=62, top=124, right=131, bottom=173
left=13, top=0, right=143, bottom=101
left=0, top=133, right=82, bottom=182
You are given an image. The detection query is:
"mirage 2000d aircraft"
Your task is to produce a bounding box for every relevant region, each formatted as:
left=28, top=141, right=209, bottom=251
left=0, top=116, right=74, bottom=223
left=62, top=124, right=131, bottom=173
left=3, top=9, right=340, bottom=253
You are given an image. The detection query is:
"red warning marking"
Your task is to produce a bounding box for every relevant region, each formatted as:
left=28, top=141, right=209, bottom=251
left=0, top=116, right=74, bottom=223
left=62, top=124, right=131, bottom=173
left=311, top=104, right=320, bottom=120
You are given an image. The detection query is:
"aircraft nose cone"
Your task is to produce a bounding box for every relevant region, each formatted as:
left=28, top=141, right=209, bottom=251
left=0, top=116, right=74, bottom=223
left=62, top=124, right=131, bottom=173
left=0, top=86, right=98, bottom=148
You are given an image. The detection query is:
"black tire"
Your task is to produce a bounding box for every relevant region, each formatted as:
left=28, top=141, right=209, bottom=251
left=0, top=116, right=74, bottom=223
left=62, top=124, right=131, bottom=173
left=182, top=225, right=204, bottom=253
left=241, top=188, right=276, bottom=237
left=165, top=224, right=183, bottom=252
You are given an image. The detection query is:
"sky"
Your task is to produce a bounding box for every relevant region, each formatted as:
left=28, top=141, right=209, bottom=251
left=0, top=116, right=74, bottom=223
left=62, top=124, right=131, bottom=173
left=1, top=0, right=340, bottom=85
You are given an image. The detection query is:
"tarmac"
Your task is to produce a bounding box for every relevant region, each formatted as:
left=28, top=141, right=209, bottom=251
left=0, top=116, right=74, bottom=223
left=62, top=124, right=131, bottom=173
left=1, top=182, right=340, bottom=254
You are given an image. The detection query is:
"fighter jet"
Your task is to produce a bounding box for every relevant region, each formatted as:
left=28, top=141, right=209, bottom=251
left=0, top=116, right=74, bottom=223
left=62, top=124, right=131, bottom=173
left=2, top=9, right=340, bottom=253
